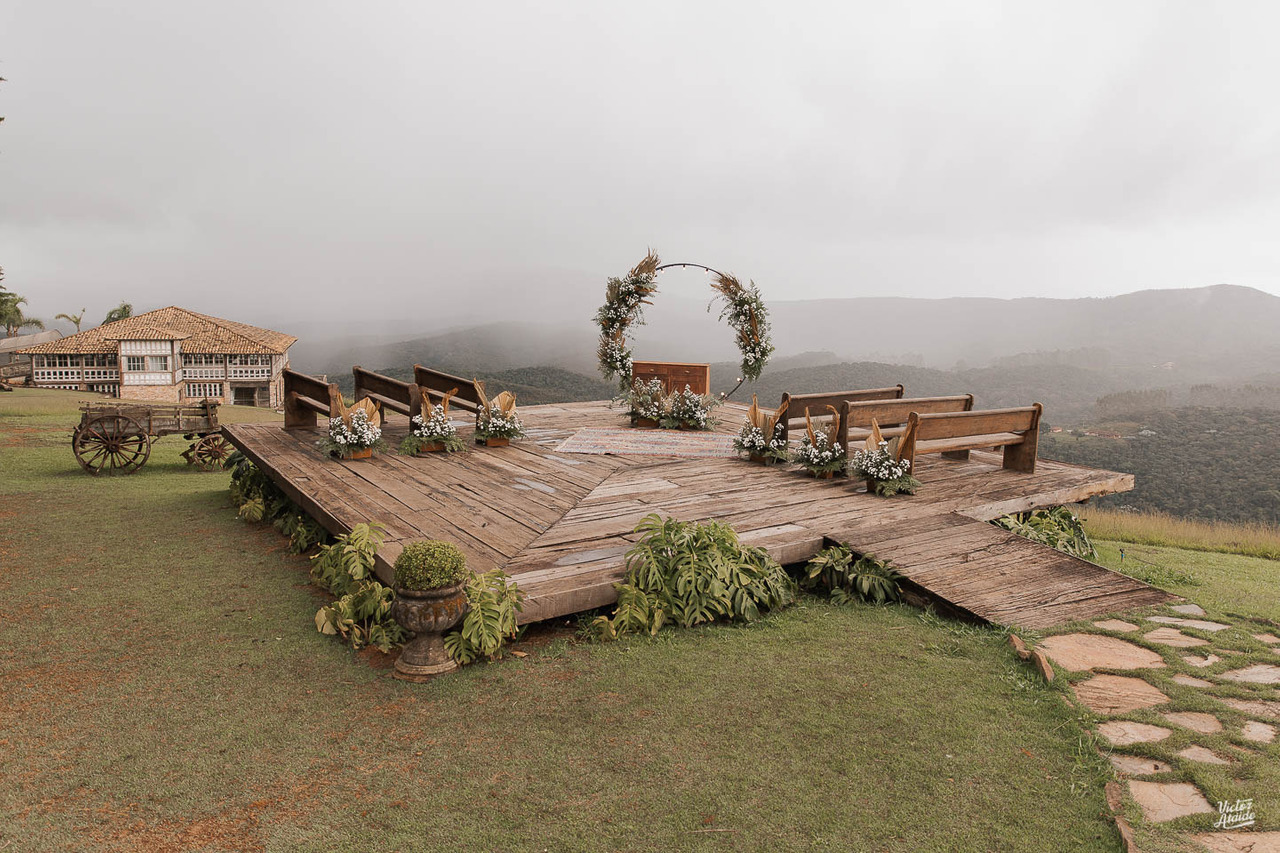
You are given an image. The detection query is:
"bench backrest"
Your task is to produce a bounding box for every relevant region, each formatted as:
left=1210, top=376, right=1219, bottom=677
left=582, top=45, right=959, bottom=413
left=778, top=385, right=904, bottom=442
left=633, top=361, right=710, bottom=395
left=899, top=403, right=1043, bottom=473
left=283, top=368, right=341, bottom=429
left=412, top=364, right=482, bottom=414
left=909, top=404, right=1040, bottom=442
left=352, top=366, right=420, bottom=420
left=838, top=394, right=973, bottom=450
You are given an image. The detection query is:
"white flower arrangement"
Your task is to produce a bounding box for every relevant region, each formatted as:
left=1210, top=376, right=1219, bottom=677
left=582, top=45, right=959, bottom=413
left=734, top=422, right=788, bottom=462
left=850, top=440, right=920, bottom=496
left=791, top=430, right=846, bottom=476
left=711, top=272, right=774, bottom=383
left=599, top=339, right=633, bottom=384
left=626, top=377, right=667, bottom=422
left=596, top=252, right=660, bottom=390
left=663, top=385, right=716, bottom=431
left=400, top=404, right=467, bottom=454
left=476, top=404, right=525, bottom=440
left=321, top=408, right=384, bottom=458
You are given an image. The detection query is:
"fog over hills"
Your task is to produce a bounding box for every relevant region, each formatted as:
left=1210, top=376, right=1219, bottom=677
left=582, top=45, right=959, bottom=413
left=279, top=284, right=1280, bottom=424
left=293, top=284, right=1280, bottom=390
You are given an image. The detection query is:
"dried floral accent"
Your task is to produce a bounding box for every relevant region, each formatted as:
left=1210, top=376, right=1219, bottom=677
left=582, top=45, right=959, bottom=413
left=626, top=377, right=668, bottom=421
left=595, top=250, right=660, bottom=390
left=734, top=395, right=789, bottom=462
left=474, top=380, right=525, bottom=440
left=334, top=395, right=382, bottom=432
left=320, top=396, right=385, bottom=457
left=792, top=405, right=846, bottom=475
left=595, top=252, right=775, bottom=395
left=400, top=390, right=467, bottom=454
left=418, top=385, right=459, bottom=418
left=849, top=418, right=920, bottom=496
left=710, top=272, right=774, bottom=383
left=663, top=385, right=717, bottom=431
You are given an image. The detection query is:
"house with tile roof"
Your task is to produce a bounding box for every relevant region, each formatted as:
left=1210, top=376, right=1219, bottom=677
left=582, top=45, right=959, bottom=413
left=20, top=307, right=297, bottom=407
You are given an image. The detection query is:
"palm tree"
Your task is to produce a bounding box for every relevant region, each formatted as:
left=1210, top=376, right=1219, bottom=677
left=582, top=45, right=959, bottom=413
left=101, top=302, right=133, bottom=325
left=55, top=309, right=87, bottom=333
left=0, top=286, right=45, bottom=338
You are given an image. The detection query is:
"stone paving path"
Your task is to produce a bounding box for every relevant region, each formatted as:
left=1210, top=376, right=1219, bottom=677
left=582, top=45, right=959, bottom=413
left=1028, top=601, right=1280, bottom=852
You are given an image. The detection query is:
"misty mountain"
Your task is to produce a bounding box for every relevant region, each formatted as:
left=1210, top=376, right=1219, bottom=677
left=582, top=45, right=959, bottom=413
left=294, top=285, right=1280, bottom=402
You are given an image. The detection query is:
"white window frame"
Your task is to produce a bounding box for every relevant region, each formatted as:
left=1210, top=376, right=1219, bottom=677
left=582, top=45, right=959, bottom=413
left=186, top=382, right=223, bottom=399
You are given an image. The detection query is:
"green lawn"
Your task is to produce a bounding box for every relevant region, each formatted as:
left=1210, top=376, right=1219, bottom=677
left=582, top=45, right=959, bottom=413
left=0, top=389, right=1151, bottom=851
left=1093, top=539, right=1280, bottom=623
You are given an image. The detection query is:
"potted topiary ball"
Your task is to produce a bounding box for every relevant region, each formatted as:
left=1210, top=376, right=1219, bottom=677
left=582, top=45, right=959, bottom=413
left=389, top=540, right=470, bottom=681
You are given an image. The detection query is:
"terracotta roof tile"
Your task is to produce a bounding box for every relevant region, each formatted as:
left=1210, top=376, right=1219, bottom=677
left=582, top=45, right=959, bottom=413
left=108, top=325, right=192, bottom=341
left=20, top=307, right=297, bottom=355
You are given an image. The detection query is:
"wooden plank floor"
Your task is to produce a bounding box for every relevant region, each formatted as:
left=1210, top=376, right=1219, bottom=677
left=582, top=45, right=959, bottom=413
left=223, top=400, right=1171, bottom=629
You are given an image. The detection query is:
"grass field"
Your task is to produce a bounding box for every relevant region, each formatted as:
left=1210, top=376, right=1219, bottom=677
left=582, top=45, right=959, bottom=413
left=1082, top=506, right=1280, bottom=562
left=2, top=389, right=1274, bottom=851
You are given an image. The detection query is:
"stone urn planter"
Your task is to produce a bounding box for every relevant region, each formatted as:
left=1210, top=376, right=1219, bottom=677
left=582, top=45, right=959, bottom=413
left=391, top=583, right=468, bottom=681
left=389, top=539, right=471, bottom=681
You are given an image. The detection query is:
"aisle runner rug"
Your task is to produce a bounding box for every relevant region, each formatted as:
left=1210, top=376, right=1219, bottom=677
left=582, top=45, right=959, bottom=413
left=555, top=428, right=737, bottom=458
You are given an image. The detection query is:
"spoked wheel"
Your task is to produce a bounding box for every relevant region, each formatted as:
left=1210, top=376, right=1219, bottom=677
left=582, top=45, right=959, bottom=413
left=187, top=433, right=232, bottom=471
left=73, top=414, right=151, bottom=475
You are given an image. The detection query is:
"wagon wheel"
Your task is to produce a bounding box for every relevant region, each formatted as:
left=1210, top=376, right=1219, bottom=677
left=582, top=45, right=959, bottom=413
left=188, top=433, right=232, bottom=471
left=73, top=414, right=151, bottom=475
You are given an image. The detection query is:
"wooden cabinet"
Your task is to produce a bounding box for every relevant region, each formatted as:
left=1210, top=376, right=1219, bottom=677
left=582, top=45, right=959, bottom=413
left=632, top=361, right=710, bottom=395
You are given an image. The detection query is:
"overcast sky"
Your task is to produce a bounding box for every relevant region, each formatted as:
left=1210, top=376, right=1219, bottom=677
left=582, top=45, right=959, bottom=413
left=3, top=1, right=1279, bottom=330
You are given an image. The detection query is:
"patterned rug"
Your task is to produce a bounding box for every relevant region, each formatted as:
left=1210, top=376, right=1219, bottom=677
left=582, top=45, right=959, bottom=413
left=555, top=428, right=737, bottom=458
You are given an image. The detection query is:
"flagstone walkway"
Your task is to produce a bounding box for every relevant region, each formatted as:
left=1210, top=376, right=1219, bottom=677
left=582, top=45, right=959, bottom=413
left=1029, top=602, right=1280, bottom=852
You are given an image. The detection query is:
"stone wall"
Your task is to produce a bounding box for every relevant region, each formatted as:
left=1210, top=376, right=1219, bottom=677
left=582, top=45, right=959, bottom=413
left=118, top=384, right=181, bottom=404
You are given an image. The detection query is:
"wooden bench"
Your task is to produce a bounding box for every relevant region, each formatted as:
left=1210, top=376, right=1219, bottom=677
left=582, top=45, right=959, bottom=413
left=283, top=368, right=341, bottom=430
left=633, top=361, right=710, bottom=395
left=352, top=366, right=422, bottom=421
left=838, top=394, right=974, bottom=451
left=412, top=364, right=483, bottom=419
left=778, top=385, right=904, bottom=443
left=899, top=404, right=1043, bottom=474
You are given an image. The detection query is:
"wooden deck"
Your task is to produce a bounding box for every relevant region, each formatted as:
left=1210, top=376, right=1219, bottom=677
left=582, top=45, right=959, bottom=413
left=223, top=400, right=1171, bottom=630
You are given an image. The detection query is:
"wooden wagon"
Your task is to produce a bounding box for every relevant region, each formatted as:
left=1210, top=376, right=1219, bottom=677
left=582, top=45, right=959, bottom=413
left=71, top=400, right=230, bottom=475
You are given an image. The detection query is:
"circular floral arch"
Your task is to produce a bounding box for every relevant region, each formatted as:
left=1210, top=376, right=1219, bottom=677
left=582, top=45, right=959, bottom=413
left=595, top=250, right=774, bottom=398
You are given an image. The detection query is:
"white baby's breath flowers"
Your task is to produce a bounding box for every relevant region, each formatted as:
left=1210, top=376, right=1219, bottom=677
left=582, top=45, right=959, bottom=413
left=477, top=404, right=524, bottom=439
left=850, top=440, right=912, bottom=481
left=409, top=405, right=457, bottom=440
left=323, top=409, right=383, bottom=456
left=790, top=429, right=847, bottom=475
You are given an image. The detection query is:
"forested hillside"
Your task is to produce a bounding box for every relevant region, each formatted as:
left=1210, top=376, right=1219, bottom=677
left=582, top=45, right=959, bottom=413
left=335, top=365, right=615, bottom=406
left=716, top=359, right=1129, bottom=422
left=1043, top=408, right=1280, bottom=525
